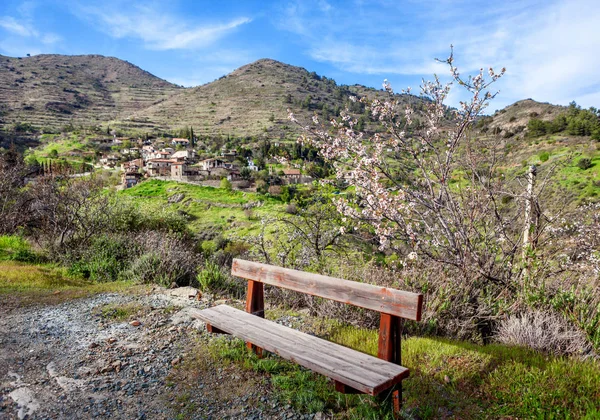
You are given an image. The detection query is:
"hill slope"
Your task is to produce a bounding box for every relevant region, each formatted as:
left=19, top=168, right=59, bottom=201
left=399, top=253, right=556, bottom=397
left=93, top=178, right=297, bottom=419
left=114, top=58, right=393, bottom=139
left=0, top=54, right=181, bottom=131
left=483, top=99, right=567, bottom=138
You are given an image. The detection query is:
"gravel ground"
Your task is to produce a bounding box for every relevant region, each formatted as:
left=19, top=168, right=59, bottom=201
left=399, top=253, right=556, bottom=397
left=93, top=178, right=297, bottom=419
left=0, top=288, right=316, bottom=419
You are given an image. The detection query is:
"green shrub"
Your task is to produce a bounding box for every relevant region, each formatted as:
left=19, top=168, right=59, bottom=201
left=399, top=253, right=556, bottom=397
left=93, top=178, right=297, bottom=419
left=0, top=235, right=41, bottom=263
left=220, top=178, right=232, bottom=191
left=68, top=235, right=131, bottom=282
left=577, top=158, right=593, bottom=170
left=196, top=261, right=227, bottom=292
left=539, top=151, right=550, bottom=162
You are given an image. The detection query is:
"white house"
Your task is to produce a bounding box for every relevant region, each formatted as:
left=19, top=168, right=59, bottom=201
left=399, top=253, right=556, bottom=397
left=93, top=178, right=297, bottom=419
left=200, top=158, right=225, bottom=171
left=247, top=158, right=259, bottom=171
left=171, top=138, right=190, bottom=147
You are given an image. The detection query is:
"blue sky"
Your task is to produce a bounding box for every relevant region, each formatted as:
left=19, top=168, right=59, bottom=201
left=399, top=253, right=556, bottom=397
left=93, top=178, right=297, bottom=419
left=1, top=0, right=599, bottom=112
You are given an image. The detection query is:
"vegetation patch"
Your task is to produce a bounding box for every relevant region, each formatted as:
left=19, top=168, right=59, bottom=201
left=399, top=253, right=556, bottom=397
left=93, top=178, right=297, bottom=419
left=0, top=260, right=140, bottom=306
left=96, top=302, right=146, bottom=321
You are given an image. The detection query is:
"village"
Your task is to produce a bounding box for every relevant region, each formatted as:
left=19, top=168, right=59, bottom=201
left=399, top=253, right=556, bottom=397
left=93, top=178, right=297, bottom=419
left=94, top=136, right=314, bottom=191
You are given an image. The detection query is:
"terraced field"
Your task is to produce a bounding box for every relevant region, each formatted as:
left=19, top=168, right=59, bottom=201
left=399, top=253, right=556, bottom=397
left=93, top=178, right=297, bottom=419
left=0, top=54, right=181, bottom=131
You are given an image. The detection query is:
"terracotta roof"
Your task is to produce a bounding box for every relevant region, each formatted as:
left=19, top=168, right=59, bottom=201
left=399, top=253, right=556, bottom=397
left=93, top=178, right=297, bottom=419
left=283, top=169, right=301, bottom=175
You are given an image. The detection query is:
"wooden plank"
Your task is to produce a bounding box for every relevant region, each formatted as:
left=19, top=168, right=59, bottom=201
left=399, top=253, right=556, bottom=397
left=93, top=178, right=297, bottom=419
left=191, top=305, right=410, bottom=395
left=193, top=305, right=408, bottom=394
left=232, top=259, right=423, bottom=321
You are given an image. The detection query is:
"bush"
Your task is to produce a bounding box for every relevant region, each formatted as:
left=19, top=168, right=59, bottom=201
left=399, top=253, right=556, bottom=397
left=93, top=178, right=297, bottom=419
left=220, top=178, right=232, bottom=191
left=539, top=151, right=550, bottom=162
left=196, top=261, right=227, bottom=292
left=122, top=231, right=198, bottom=287
left=68, top=234, right=132, bottom=282
left=496, top=311, right=592, bottom=356
left=577, top=158, right=592, bottom=170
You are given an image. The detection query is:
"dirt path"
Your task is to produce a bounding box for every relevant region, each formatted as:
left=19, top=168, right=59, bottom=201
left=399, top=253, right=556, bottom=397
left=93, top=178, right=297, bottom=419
left=0, top=289, right=309, bottom=419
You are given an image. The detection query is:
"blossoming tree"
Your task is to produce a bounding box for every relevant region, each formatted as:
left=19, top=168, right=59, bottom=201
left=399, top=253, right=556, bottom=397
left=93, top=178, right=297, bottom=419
left=289, top=49, right=533, bottom=287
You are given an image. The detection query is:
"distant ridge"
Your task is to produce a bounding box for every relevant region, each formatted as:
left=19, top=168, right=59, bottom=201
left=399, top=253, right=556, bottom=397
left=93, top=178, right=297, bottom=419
left=0, top=54, right=181, bottom=131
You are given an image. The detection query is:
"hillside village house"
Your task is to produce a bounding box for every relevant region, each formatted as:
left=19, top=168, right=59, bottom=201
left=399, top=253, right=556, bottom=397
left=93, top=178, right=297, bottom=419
left=171, top=138, right=190, bottom=147
left=121, top=171, right=143, bottom=189
left=170, top=150, right=195, bottom=162
left=155, top=150, right=172, bottom=159
left=122, top=158, right=144, bottom=172
left=171, top=162, right=204, bottom=179
left=282, top=169, right=302, bottom=183
left=221, top=150, right=237, bottom=162
left=141, top=145, right=155, bottom=160
left=200, top=158, right=225, bottom=171
left=100, top=154, right=119, bottom=168
left=146, top=159, right=174, bottom=176
left=122, top=147, right=140, bottom=156
left=246, top=158, right=259, bottom=171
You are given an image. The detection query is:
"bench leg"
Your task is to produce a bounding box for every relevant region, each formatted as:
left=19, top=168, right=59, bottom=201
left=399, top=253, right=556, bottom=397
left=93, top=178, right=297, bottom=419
left=334, top=381, right=363, bottom=394
left=378, top=313, right=403, bottom=416
left=206, top=324, right=229, bottom=334
left=245, top=280, right=264, bottom=357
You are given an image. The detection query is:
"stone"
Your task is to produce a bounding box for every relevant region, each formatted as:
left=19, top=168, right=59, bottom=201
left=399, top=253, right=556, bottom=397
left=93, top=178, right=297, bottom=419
left=112, top=361, right=123, bottom=373
left=168, top=286, right=201, bottom=300
left=107, top=338, right=117, bottom=344
left=171, top=357, right=181, bottom=366
left=130, top=320, right=141, bottom=327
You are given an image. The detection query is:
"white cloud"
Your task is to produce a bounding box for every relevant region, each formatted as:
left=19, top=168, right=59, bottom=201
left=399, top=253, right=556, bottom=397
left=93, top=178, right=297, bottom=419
left=0, top=11, right=62, bottom=56
left=0, top=16, right=37, bottom=37
left=77, top=5, right=251, bottom=51
left=278, top=0, right=600, bottom=108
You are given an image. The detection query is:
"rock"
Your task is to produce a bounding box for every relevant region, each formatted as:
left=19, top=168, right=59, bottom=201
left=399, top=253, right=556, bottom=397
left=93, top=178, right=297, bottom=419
left=88, top=342, right=99, bottom=349
left=171, top=357, right=181, bottom=366
left=112, top=360, right=123, bottom=372
left=168, top=286, right=201, bottom=300
left=107, top=337, right=117, bottom=344
left=168, top=193, right=185, bottom=203
left=130, top=320, right=141, bottom=327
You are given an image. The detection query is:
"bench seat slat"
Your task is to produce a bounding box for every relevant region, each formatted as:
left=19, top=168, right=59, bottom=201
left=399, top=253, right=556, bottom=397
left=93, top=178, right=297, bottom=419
left=232, top=259, right=423, bottom=321
left=191, top=305, right=409, bottom=395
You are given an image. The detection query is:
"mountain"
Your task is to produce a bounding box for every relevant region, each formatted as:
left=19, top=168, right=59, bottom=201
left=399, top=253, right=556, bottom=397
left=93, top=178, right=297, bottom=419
left=482, top=99, right=567, bottom=138
left=0, top=54, right=181, bottom=131
left=0, top=53, right=568, bottom=141
left=112, top=58, right=392, bottom=139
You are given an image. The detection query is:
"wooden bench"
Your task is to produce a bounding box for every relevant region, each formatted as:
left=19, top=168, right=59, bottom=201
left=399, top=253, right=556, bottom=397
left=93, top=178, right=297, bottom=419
left=191, top=259, right=423, bottom=414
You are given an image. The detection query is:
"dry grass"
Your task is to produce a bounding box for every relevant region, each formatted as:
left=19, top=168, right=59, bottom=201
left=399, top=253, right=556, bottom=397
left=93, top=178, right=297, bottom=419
left=0, top=261, right=144, bottom=307
left=496, top=310, right=594, bottom=356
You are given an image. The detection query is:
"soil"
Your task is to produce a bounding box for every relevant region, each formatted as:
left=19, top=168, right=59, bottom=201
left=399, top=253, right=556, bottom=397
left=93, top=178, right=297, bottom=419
left=0, top=288, right=316, bottom=419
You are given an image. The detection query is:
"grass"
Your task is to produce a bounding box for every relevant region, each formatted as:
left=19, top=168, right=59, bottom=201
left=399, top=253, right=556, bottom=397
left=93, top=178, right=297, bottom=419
left=121, top=180, right=286, bottom=236
left=0, top=260, right=141, bottom=306
left=97, top=302, right=146, bottom=320
left=33, top=134, right=85, bottom=158
left=0, top=235, right=36, bottom=262
left=194, top=317, right=600, bottom=419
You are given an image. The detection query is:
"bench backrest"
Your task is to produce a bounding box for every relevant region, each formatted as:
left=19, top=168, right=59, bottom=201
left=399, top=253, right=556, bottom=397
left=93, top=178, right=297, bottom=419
left=232, top=259, right=423, bottom=321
